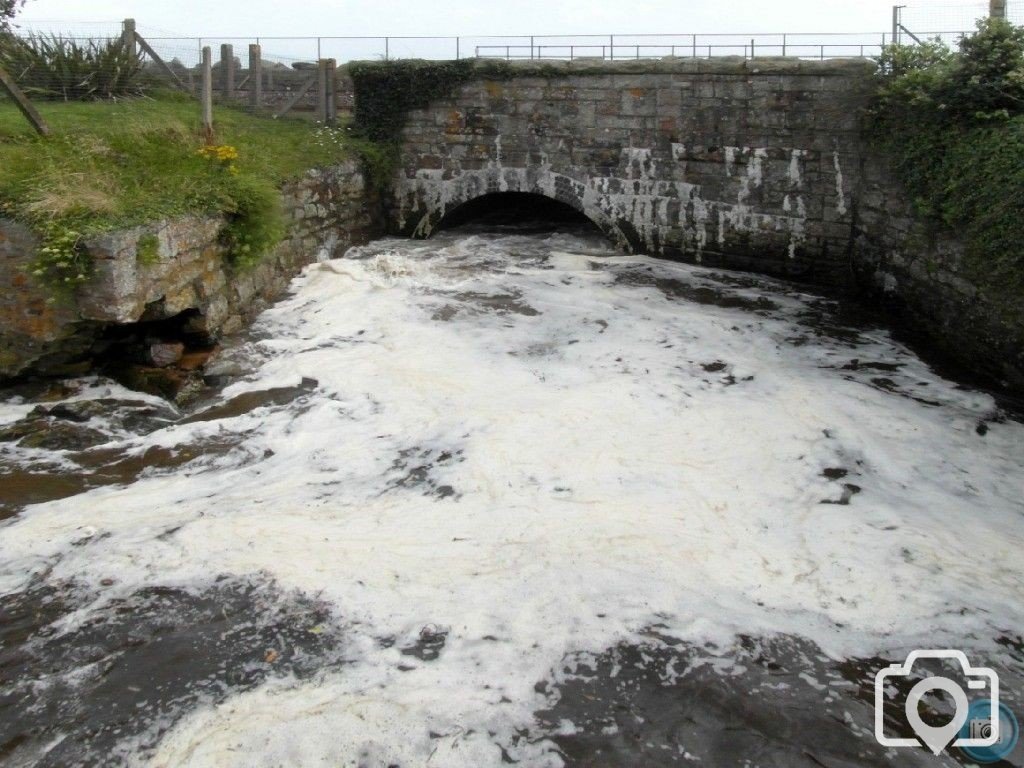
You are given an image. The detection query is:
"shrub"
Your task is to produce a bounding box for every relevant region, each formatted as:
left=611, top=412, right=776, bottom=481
left=871, top=18, right=1024, bottom=308
left=0, top=32, right=145, bottom=100
left=1, top=0, right=25, bottom=32
left=26, top=220, right=91, bottom=293
left=217, top=173, right=285, bottom=270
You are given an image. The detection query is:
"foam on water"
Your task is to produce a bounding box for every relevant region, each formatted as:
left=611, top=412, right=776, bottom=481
left=1, top=227, right=1022, bottom=766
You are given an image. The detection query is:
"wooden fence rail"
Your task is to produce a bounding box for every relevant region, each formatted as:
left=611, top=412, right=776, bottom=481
left=0, top=65, right=51, bottom=136
left=129, top=19, right=338, bottom=128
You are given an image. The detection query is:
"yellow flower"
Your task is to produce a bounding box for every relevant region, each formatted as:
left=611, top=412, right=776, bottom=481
left=198, top=145, right=241, bottom=170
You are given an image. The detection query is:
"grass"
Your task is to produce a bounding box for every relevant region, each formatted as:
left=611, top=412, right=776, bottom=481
left=0, top=91, right=354, bottom=235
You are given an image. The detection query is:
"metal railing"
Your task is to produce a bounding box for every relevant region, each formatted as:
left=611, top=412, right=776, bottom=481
left=16, top=30, right=980, bottom=68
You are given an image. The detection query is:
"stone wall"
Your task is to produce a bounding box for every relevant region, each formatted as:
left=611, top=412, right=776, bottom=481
left=388, top=58, right=1023, bottom=389
left=390, top=58, right=875, bottom=286
left=854, top=157, right=1024, bottom=390
left=0, top=161, right=379, bottom=380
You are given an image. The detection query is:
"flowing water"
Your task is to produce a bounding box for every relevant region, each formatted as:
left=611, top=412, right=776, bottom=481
left=0, top=225, right=1022, bottom=767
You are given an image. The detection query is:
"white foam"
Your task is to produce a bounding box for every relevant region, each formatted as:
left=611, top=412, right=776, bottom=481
left=1, top=230, right=1021, bottom=766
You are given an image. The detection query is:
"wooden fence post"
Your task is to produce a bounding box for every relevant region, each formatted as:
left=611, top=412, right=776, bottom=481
left=325, top=58, right=337, bottom=125
left=248, top=44, right=262, bottom=109
left=0, top=65, right=50, bottom=136
left=201, top=46, right=214, bottom=142
left=316, top=59, right=328, bottom=123
left=122, top=18, right=137, bottom=57
left=220, top=44, right=234, bottom=100
left=315, top=59, right=337, bottom=125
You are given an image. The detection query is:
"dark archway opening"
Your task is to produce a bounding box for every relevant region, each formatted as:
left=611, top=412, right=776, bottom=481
left=436, top=192, right=601, bottom=234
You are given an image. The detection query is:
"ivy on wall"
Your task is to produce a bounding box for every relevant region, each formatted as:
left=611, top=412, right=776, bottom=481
left=348, top=60, right=478, bottom=143
left=869, top=19, right=1024, bottom=319
left=346, top=60, right=479, bottom=186
left=346, top=59, right=575, bottom=184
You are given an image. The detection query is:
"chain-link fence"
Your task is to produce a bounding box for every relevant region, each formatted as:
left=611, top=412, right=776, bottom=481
left=895, top=1, right=1022, bottom=46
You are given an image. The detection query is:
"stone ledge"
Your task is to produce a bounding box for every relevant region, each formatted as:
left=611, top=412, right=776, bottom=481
left=0, top=162, right=381, bottom=380
left=382, top=56, right=878, bottom=78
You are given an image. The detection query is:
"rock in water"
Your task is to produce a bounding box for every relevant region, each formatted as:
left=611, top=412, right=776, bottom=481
left=149, top=342, right=185, bottom=368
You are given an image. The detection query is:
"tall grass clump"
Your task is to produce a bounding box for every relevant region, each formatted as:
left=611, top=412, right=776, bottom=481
left=0, top=33, right=145, bottom=100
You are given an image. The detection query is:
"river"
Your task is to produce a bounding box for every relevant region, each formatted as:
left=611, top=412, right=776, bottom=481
left=0, top=225, right=1022, bottom=767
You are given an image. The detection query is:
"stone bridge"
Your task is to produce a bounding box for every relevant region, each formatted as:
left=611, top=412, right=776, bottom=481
left=386, top=58, right=880, bottom=286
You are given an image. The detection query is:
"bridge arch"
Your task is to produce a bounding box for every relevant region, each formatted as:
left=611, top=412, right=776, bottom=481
left=435, top=190, right=600, bottom=232
left=391, top=167, right=632, bottom=251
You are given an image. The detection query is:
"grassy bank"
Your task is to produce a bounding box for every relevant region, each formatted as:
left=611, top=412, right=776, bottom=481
left=0, top=93, right=354, bottom=280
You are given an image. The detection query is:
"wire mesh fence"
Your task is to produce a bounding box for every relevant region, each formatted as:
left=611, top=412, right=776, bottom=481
left=2, top=5, right=1020, bottom=136
left=896, top=1, right=991, bottom=45
left=136, top=31, right=905, bottom=64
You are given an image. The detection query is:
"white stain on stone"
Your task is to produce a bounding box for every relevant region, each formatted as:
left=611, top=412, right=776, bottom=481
left=788, top=149, right=805, bottom=190
left=748, top=148, right=767, bottom=189
left=833, top=151, right=847, bottom=216
left=719, top=148, right=768, bottom=245
left=785, top=150, right=808, bottom=259
left=724, top=146, right=737, bottom=177
left=397, top=142, right=812, bottom=266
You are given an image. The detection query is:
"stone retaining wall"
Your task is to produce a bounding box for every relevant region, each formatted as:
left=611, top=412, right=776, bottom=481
left=855, top=157, right=1024, bottom=390
left=0, top=161, right=379, bottom=379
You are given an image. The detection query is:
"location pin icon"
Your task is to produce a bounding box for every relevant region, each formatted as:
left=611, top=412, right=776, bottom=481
left=905, top=677, right=970, bottom=755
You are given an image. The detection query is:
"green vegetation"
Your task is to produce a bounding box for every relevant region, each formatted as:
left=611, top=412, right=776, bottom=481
left=0, top=34, right=146, bottom=100
left=349, top=59, right=477, bottom=143
left=0, top=94, right=354, bottom=283
left=217, top=173, right=286, bottom=270
left=871, top=19, right=1024, bottom=314
left=347, top=59, right=571, bottom=182
left=347, top=60, right=478, bottom=184
left=136, top=232, right=159, bottom=265
left=1, top=0, right=25, bottom=31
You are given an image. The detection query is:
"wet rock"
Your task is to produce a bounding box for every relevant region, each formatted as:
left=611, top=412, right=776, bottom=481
left=821, top=483, right=862, bottom=506
left=401, top=625, right=448, bottom=661
left=0, top=418, right=108, bottom=451
left=0, top=470, right=91, bottom=519
left=31, top=400, right=108, bottom=423
left=0, top=579, right=345, bottom=767
left=149, top=341, right=185, bottom=368
left=178, top=348, right=215, bottom=371
left=109, top=364, right=204, bottom=405
left=180, top=378, right=318, bottom=424
left=202, top=351, right=251, bottom=384
left=532, top=635, right=953, bottom=768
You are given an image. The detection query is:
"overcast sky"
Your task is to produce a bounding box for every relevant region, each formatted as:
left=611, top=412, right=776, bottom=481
left=15, top=0, right=986, bottom=37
